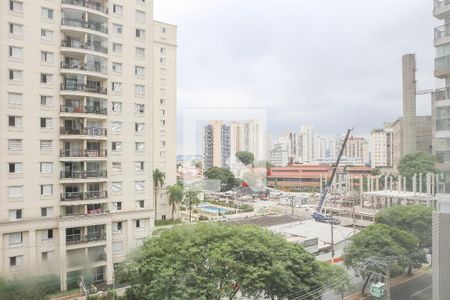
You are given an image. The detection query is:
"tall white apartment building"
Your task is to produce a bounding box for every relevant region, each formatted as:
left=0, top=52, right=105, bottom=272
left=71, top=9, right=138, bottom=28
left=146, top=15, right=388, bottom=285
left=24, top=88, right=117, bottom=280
left=343, top=136, right=369, bottom=165
left=0, top=0, right=176, bottom=291
left=370, top=122, right=393, bottom=168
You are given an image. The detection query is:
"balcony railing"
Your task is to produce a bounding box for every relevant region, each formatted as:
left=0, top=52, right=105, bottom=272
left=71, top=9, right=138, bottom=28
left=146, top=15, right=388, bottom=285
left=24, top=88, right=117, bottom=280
left=60, top=105, right=107, bottom=115
left=60, top=149, right=107, bottom=157
left=66, top=233, right=106, bottom=245
left=60, top=127, right=107, bottom=136
left=61, top=83, right=107, bottom=95
left=60, top=191, right=108, bottom=201
left=60, top=170, right=107, bottom=179
left=61, top=62, right=108, bottom=74
left=435, top=24, right=450, bottom=40
left=61, top=40, right=108, bottom=54
left=61, top=18, right=108, bottom=34
left=435, top=87, right=450, bottom=101
left=62, top=0, right=108, bottom=14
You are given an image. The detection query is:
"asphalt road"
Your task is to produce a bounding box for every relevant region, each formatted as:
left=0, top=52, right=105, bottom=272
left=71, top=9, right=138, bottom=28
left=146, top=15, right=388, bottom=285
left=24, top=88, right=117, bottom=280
left=390, top=272, right=432, bottom=300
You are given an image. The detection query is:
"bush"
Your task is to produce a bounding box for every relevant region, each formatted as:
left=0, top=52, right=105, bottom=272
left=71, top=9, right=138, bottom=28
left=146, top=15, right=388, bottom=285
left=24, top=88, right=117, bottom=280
left=155, top=219, right=182, bottom=226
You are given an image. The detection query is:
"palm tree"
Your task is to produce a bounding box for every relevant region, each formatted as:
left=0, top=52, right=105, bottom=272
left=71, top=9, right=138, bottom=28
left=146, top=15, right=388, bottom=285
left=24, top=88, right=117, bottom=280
left=152, top=169, right=165, bottom=221
left=184, top=190, right=200, bottom=222
left=168, top=183, right=183, bottom=220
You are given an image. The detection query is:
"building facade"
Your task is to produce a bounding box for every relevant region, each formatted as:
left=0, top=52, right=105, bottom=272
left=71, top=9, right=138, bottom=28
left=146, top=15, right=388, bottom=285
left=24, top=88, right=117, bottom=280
left=269, top=143, right=288, bottom=167
left=370, top=122, right=393, bottom=168
left=0, top=0, right=176, bottom=290
left=203, top=121, right=230, bottom=169
left=343, top=136, right=369, bottom=165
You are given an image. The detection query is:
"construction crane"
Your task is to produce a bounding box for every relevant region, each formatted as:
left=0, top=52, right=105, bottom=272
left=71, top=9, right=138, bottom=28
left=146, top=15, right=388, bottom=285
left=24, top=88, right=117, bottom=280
left=312, top=127, right=353, bottom=223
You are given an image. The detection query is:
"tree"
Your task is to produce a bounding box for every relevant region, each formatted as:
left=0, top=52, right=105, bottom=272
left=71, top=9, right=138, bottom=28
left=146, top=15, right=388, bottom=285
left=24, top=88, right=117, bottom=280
left=184, top=190, right=200, bottom=222
left=152, top=169, right=165, bottom=221
left=235, top=151, right=255, bottom=166
left=0, top=275, right=60, bottom=300
left=120, top=223, right=348, bottom=300
left=375, top=205, right=432, bottom=248
left=398, top=152, right=436, bottom=189
left=203, top=167, right=239, bottom=192
left=317, top=262, right=351, bottom=300
left=344, top=224, right=425, bottom=293
left=167, top=183, right=184, bottom=220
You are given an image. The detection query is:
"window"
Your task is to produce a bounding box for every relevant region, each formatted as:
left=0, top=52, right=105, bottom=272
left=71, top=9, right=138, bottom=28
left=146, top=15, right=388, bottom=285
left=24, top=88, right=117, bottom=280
left=160, top=151, right=166, bottom=159
left=9, top=163, right=22, bottom=174
left=113, top=202, right=122, bottom=211
left=135, top=161, right=144, bottom=171
left=42, top=229, right=53, bottom=241
left=9, top=1, right=23, bottom=12
left=40, top=140, right=53, bottom=151
left=40, top=73, right=52, bottom=84
left=41, top=51, right=53, bottom=63
left=9, top=46, right=23, bottom=59
left=136, top=142, right=145, bottom=152
left=161, top=27, right=166, bottom=33
left=41, top=7, right=53, bottom=19
left=136, top=29, right=145, bottom=39
left=133, top=66, right=144, bottom=77
left=135, top=181, right=145, bottom=192
left=160, top=78, right=166, bottom=87
left=135, top=47, right=145, bottom=57
left=9, top=232, right=22, bottom=246
left=160, top=140, right=166, bottom=147
left=112, top=241, right=123, bottom=254
left=8, top=186, right=23, bottom=198
left=112, top=142, right=122, bottom=152
left=136, top=239, right=145, bottom=247
left=113, top=4, right=123, bottom=15
left=136, top=10, right=145, bottom=22
left=42, top=251, right=54, bottom=262
left=111, top=182, right=122, bottom=193
left=9, top=69, right=22, bottom=81
left=9, top=23, right=23, bottom=35
left=10, top=256, right=23, bottom=268
left=112, top=222, right=122, bottom=233
left=40, top=185, right=53, bottom=196
left=160, top=99, right=166, bottom=105
left=160, top=120, right=166, bottom=126
left=135, top=85, right=145, bottom=95
left=112, top=102, right=122, bottom=112
left=112, top=62, right=122, bottom=73
left=40, top=117, right=52, bottom=128
left=135, top=103, right=145, bottom=113
left=8, top=116, right=22, bottom=128
left=160, top=47, right=166, bottom=54
left=41, top=207, right=53, bottom=217
left=113, top=23, right=123, bottom=34
left=160, top=109, right=166, bottom=116
left=40, top=95, right=52, bottom=106
left=136, top=200, right=144, bottom=208
left=8, top=139, right=22, bottom=151
left=8, top=93, right=22, bottom=105
left=41, top=29, right=53, bottom=40
left=111, top=121, right=122, bottom=133
left=9, top=209, right=22, bottom=220
left=136, top=219, right=144, bottom=230
left=112, top=162, right=122, bottom=171
left=135, top=123, right=144, bottom=133
left=112, top=82, right=122, bottom=92
left=160, top=57, right=166, bottom=65
left=112, top=43, right=122, bottom=53
left=40, top=162, right=53, bottom=174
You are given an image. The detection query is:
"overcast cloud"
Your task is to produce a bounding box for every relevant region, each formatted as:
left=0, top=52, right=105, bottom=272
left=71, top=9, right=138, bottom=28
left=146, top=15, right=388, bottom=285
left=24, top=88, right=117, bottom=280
left=154, top=0, right=440, bottom=153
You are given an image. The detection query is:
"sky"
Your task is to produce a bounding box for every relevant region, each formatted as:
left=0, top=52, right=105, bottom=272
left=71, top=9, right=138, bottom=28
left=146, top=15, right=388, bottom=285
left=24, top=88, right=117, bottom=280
left=154, top=0, right=440, bottom=154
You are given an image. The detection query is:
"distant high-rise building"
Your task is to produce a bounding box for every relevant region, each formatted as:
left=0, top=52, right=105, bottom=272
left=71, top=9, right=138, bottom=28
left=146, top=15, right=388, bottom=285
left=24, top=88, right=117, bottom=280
left=370, top=123, right=394, bottom=168
left=203, top=121, right=231, bottom=169
left=298, top=125, right=315, bottom=162
left=343, top=136, right=369, bottom=165
left=269, top=143, right=288, bottom=167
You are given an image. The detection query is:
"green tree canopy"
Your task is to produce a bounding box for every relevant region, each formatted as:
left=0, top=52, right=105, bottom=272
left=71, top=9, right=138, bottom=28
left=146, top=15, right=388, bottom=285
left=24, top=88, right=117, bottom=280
left=375, top=205, right=432, bottom=248
left=167, top=183, right=184, bottom=220
left=398, top=152, right=436, bottom=188
left=235, top=151, right=255, bottom=166
left=203, top=167, right=239, bottom=191
left=120, top=223, right=348, bottom=300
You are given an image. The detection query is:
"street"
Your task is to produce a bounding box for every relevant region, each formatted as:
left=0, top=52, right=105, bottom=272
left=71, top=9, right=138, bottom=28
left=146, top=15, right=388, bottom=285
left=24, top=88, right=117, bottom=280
left=390, top=272, right=432, bottom=300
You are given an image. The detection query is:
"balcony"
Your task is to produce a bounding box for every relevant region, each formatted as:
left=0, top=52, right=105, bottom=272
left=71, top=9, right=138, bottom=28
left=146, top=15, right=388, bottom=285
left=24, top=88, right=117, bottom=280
left=60, top=169, right=107, bottom=179
left=62, top=0, right=108, bottom=14
left=435, top=55, right=450, bottom=78
left=434, top=24, right=450, bottom=45
left=61, top=62, right=108, bottom=75
left=61, top=191, right=108, bottom=201
left=61, top=83, right=107, bottom=95
left=61, top=40, right=108, bottom=54
left=66, top=233, right=106, bottom=245
left=434, top=0, right=450, bottom=18
left=60, top=127, right=107, bottom=136
left=60, top=105, right=107, bottom=115
left=61, top=18, right=108, bottom=34
left=60, top=149, right=107, bottom=157
left=435, top=87, right=450, bottom=101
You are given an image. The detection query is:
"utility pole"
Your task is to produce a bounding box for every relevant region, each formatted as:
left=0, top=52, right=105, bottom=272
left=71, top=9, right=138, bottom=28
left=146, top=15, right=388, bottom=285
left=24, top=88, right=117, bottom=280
left=352, top=198, right=356, bottom=234
left=290, top=195, right=294, bottom=215
left=331, top=213, right=335, bottom=263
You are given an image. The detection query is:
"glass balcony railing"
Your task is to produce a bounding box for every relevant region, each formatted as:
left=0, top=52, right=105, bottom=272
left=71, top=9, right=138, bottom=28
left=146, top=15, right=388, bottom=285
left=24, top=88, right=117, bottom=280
left=435, top=87, right=450, bottom=101
left=61, top=40, right=108, bottom=54
left=60, top=105, right=107, bottom=115
left=435, top=24, right=450, bottom=40
left=62, top=0, right=108, bottom=14
left=66, top=233, right=106, bottom=245
left=61, top=62, right=108, bottom=74
left=60, top=127, right=107, bottom=136
left=60, top=83, right=107, bottom=94
left=60, top=149, right=107, bottom=157
left=61, top=18, right=108, bottom=34
left=60, top=191, right=108, bottom=201
left=60, top=170, right=107, bottom=179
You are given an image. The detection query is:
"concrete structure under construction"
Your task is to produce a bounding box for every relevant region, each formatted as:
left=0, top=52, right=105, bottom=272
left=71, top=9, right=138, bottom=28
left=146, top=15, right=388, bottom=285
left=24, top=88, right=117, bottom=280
left=402, top=54, right=417, bottom=156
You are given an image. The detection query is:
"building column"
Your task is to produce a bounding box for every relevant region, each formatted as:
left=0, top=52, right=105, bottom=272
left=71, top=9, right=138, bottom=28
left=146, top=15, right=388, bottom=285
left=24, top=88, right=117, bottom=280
left=59, top=228, right=67, bottom=291
left=105, top=222, right=113, bottom=285
left=127, top=219, right=134, bottom=254
left=28, top=230, right=37, bottom=275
